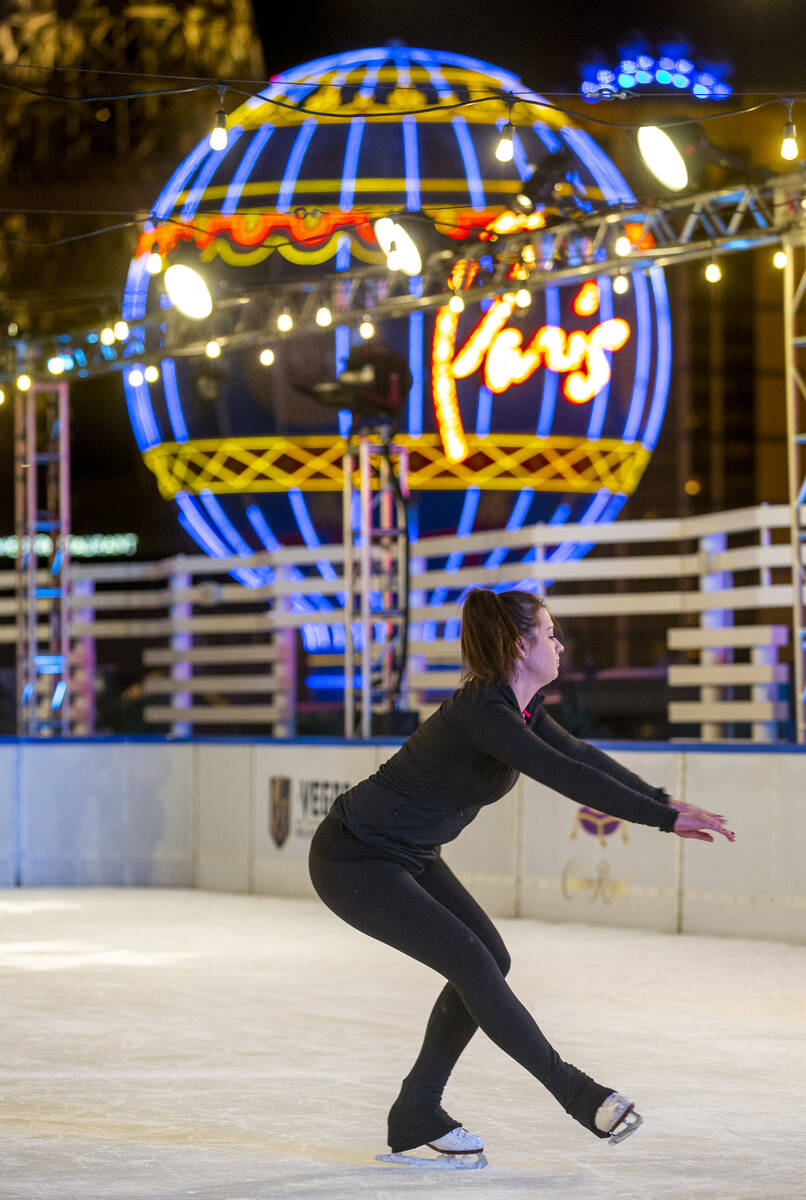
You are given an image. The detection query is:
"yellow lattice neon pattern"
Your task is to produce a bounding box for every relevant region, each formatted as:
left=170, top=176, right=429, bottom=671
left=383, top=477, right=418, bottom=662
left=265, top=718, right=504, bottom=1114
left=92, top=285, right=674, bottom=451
left=143, top=435, right=651, bottom=498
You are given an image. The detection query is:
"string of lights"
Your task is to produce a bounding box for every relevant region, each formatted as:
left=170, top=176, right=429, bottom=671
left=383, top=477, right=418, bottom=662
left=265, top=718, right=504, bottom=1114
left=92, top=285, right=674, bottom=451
left=3, top=168, right=804, bottom=401
left=0, top=69, right=800, bottom=132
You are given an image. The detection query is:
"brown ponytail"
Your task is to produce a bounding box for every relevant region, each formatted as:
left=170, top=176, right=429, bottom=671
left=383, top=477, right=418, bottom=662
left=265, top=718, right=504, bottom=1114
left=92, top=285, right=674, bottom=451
left=460, top=588, right=546, bottom=686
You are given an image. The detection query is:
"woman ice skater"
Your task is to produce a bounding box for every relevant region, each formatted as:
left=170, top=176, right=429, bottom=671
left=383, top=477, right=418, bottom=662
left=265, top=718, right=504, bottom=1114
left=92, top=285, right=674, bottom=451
left=309, top=588, right=734, bottom=1163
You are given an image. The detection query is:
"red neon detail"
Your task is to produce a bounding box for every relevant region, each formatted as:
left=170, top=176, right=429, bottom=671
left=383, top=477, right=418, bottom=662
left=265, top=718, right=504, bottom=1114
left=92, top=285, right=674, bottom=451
left=573, top=280, right=600, bottom=317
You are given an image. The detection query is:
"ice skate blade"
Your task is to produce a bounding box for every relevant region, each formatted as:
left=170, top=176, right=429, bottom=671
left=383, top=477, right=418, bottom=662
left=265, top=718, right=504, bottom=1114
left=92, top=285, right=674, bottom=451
left=608, top=1110, right=643, bottom=1145
left=376, top=1151, right=488, bottom=1170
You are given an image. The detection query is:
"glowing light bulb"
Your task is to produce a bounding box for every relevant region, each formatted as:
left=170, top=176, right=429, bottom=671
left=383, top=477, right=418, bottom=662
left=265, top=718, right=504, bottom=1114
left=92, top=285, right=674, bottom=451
left=773, top=250, right=788, bottom=269
left=277, top=311, right=293, bottom=333
left=47, top=356, right=65, bottom=374
left=100, top=326, right=115, bottom=346
left=515, top=288, right=531, bottom=307
left=113, top=320, right=129, bottom=341
left=209, top=108, right=227, bottom=152
left=615, top=235, right=631, bottom=256
left=781, top=122, right=799, bottom=161
left=146, top=251, right=163, bottom=275
left=144, top=365, right=160, bottom=383
left=127, top=368, right=144, bottom=387
left=315, top=306, right=333, bottom=327
left=637, top=126, right=688, bottom=191
left=164, top=264, right=213, bottom=320
left=259, top=348, right=275, bottom=366
left=359, top=318, right=375, bottom=340
left=705, top=261, right=722, bottom=283
left=17, top=374, right=31, bottom=391
left=0, top=388, right=5, bottom=405
left=205, top=340, right=221, bottom=359
left=613, top=273, right=630, bottom=295
left=448, top=294, right=465, bottom=314
left=495, top=121, right=514, bottom=163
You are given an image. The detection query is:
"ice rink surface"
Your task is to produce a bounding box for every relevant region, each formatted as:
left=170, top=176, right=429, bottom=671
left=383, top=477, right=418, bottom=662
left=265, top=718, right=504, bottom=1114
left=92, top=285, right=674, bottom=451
left=0, top=888, right=803, bottom=1200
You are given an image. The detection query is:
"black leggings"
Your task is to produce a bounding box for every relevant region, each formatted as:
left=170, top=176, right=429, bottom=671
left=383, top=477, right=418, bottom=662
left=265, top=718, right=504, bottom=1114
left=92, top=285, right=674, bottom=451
left=309, top=813, right=612, bottom=1152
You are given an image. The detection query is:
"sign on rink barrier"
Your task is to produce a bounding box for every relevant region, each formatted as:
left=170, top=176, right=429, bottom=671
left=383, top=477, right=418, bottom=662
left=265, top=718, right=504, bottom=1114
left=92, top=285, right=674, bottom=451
left=1, top=738, right=804, bottom=944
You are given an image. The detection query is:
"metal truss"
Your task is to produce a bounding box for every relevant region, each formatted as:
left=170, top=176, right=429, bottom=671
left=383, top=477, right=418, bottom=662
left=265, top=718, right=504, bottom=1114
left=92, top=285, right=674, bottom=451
left=342, top=432, right=410, bottom=738
left=7, top=167, right=806, bottom=386
left=782, top=233, right=806, bottom=741
left=143, top=433, right=651, bottom=498
left=14, top=382, right=72, bottom=736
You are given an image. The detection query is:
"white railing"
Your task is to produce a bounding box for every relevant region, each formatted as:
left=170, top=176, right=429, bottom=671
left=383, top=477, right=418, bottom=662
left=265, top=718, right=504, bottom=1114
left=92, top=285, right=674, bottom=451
left=0, top=503, right=802, bottom=738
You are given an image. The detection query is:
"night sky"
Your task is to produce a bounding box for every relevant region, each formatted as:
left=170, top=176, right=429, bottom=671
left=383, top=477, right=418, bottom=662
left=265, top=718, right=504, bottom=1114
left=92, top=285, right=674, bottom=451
left=254, top=0, right=806, bottom=94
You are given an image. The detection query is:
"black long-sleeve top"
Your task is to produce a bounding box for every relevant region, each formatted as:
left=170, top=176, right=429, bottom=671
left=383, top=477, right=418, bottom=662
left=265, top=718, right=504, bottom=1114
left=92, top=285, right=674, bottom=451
left=333, top=681, right=677, bottom=868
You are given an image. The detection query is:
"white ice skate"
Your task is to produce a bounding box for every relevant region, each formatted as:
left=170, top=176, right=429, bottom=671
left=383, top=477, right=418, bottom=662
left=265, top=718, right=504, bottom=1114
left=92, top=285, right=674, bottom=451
left=595, top=1092, right=643, bottom=1145
left=376, top=1125, right=487, bottom=1169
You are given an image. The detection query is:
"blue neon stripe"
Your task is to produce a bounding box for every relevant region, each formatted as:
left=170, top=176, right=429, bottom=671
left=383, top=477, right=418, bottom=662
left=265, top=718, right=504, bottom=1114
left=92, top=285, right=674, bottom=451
left=451, top=116, right=485, bottom=210
left=547, top=490, right=612, bottom=565
left=335, top=325, right=350, bottom=372
left=622, top=270, right=652, bottom=444
left=586, top=275, right=612, bottom=440
left=289, top=488, right=338, bottom=587
left=507, top=487, right=534, bottom=530
left=457, top=486, right=480, bottom=537
left=123, top=371, right=160, bottom=451
left=340, top=118, right=365, bottom=211
left=161, top=358, right=189, bottom=443
left=151, top=139, right=210, bottom=220
left=277, top=118, right=317, bottom=213
left=560, top=126, right=636, bottom=205
left=336, top=233, right=351, bottom=271
left=402, top=116, right=421, bottom=210
left=408, top=311, right=424, bottom=436
left=223, top=124, right=274, bottom=215
left=475, top=386, right=492, bottom=436
left=549, top=502, right=571, bottom=524
left=533, top=123, right=563, bottom=153
left=180, top=126, right=244, bottom=221
left=537, top=286, right=560, bottom=436
left=642, top=267, right=672, bottom=449
left=246, top=504, right=280, bottom=552
left=388, top=43, right=412, bottom=86
left=122, top=255, right=150, bottom=322
left=485, top=488, right=534, bottom=569
left=199, top=490, right=253, bottom=556
left=195, top=492, right=268, bottom=587
left=429, top=487, right=480, bottom=606
left=176, top=495, right=228, bottom=557
left=359, top=62, right=382, bottom=98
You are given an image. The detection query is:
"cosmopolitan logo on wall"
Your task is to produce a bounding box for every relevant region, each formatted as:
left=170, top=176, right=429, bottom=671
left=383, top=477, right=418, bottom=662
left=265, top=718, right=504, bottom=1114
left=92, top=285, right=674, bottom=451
left=269, top=776, right=352, bottom=849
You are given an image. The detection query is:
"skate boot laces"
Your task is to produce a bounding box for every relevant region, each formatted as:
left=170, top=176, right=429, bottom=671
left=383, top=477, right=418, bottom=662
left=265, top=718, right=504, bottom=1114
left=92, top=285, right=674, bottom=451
left=428, top=1126, right=484, bottom=1154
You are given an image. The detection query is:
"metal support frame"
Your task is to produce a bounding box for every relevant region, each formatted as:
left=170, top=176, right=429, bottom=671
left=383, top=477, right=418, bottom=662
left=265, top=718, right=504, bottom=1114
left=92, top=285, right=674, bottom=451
left=14, top=380, right=71, bottom=736
left=782, top=234, right=806, bottom=742
left=6, top=170, right=806, bottom=387
left=342, top=427, right=410, bottom=738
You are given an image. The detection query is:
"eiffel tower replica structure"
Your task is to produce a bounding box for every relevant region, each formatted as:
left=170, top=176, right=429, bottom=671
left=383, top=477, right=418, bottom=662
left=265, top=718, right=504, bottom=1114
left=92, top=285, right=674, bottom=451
left=0, top=0, right=265, bottom=333
left=0, top=2, right=265, bottom=735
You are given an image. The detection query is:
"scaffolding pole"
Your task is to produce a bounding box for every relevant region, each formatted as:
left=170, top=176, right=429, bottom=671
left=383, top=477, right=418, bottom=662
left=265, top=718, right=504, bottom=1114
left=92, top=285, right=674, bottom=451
left=783, top=234, right=806, bottom=742
left=14, top=380, right=72, bottom=736
left=342, top=427, right=409, bottom=738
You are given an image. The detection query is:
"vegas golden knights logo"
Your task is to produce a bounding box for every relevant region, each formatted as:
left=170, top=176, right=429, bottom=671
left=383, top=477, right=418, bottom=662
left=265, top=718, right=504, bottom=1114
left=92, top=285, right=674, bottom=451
left=269, top=777, right=291, bottom=849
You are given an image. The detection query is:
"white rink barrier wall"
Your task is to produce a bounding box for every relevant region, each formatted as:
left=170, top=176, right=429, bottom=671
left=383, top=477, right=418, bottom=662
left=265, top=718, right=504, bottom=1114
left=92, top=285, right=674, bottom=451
left=0, top=738, right=804, bottom=945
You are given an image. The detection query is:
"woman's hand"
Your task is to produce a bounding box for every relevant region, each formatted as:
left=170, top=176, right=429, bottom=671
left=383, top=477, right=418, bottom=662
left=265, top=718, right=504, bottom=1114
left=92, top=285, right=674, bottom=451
left=668, top=800, right=735, bottom=843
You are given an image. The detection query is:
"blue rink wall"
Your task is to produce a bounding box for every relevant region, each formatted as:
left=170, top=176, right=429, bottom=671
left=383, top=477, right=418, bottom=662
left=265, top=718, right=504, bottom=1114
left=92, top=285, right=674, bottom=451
left=0, top=738, right=804, bottom=944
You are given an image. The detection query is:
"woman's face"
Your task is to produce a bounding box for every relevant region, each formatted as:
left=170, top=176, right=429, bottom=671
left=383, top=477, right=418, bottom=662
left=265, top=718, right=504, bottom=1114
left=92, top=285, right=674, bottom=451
left=519, top=607, right=564, bottom=687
